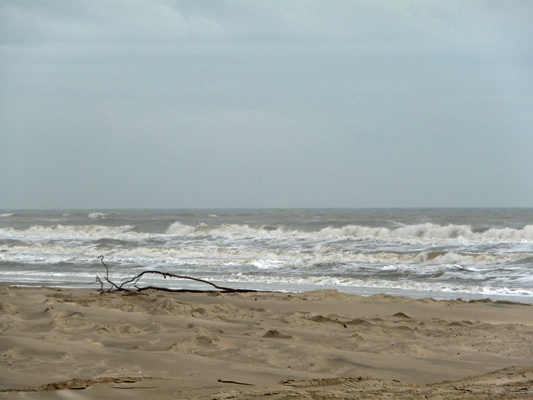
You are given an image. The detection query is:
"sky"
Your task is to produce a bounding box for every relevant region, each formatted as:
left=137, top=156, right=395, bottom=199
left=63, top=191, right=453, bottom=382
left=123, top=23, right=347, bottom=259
left=1, top=0, right=533, bottom=209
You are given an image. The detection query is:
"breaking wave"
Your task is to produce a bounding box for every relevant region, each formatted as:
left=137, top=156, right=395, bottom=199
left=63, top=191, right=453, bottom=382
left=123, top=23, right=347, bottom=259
left=166, top=222, right=533, bottom=243
left=2, top=209, right=532, bottom=301
left=1, top=241, right=529, bottom=270
left=2, top=221, right=533, bottom=244
left=165, top=222, right=287, bottom=238
left=88, top=212, right=106, bottom=219
left=0, top=224, right=143, bottom=241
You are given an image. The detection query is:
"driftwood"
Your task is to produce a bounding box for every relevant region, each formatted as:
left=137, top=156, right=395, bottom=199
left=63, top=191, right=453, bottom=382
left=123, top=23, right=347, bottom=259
left=95, top=256, right=259, bottom=294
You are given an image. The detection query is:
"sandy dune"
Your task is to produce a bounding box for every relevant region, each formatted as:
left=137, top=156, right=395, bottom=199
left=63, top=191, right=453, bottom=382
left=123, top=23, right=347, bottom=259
left=1, top=286, right=532, bottom=399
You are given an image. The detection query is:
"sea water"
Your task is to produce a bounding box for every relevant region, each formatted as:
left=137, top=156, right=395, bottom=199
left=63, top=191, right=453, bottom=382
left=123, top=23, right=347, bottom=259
left=1, top=208, right=532, bottom=303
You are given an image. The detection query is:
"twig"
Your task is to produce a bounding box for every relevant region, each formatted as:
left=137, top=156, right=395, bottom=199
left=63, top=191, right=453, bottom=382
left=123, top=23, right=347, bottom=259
left=96, top=256, right=128, bottom=293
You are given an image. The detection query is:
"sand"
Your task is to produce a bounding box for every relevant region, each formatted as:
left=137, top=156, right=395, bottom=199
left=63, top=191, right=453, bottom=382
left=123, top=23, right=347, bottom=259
left=1, top=285, right=533, bottom=399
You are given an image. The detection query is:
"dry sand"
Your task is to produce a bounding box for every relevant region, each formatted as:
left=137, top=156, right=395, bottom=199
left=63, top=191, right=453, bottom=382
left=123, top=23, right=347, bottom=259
left=1, top=285, right=533, bottom=399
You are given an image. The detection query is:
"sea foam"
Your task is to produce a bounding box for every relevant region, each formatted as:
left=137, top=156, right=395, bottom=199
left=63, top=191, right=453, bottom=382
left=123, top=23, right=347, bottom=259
left=164, top=221, right=533, bottom=243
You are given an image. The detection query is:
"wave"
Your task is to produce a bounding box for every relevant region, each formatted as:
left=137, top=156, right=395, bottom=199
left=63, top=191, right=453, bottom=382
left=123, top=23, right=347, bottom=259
left=202, top=274, right=533, bottom=297
left=88, top=212, right=106, bottom=219
left=166, top=221, right=533, bottom=243
left=1, top=241, right=529, bottom=270
left=0, top=224, right=146, bottom=241
left=165, top=222, right=286, bottom=238
left=0, top=213, right=13, bottom=218
left=3, top=220, right=533, bottom=244
left=318, top=223, right=533, bottom=241
left=2, top=268, right=531, bottom=298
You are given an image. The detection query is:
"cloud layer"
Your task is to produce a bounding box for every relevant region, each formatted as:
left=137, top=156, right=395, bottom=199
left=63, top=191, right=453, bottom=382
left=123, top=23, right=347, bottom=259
left=1, top=1, right=532, bottom=208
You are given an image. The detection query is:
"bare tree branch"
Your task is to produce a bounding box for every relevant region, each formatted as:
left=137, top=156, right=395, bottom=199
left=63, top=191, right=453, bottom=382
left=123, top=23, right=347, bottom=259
left=95, top=256, right=259, bottom=294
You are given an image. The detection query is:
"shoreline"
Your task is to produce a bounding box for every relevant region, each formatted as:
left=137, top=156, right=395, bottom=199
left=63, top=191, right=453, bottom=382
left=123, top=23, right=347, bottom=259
left=1, top=286, right=533, bottom=399
left=4, top=281, right=533, bottom=305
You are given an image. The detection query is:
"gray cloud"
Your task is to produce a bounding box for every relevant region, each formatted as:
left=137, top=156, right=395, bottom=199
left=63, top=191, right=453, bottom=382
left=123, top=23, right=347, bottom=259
left=1, top=0, right=532, bottom=208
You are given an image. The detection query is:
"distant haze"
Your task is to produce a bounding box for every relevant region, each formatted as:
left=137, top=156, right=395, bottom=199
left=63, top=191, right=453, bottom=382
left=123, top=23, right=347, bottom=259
left=1, top=1, right=532, bottom=209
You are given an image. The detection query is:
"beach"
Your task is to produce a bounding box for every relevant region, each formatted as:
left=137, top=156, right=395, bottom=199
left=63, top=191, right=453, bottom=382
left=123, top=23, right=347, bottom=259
left=1, top=286, right=532, bottom=399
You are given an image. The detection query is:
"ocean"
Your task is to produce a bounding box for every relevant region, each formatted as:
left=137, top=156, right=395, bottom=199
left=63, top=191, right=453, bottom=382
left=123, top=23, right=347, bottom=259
left=1, top=208, right=532, bottom=303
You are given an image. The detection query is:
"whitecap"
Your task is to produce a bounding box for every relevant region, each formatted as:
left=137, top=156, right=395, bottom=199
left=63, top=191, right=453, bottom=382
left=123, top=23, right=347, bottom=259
left=88, top=212, right=106, bottom=219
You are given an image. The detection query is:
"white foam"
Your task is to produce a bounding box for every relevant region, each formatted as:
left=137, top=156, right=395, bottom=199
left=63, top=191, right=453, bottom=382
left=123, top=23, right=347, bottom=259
left=251, top=259, right=287, bottom=269
left=319, top=223, right=533, bottom=243
left=208, top=274, right=533, bottom=297
left=166, top=222, right=202, bottom=235
left=0, top=270, right=98, bottom=279
left=0, top=213, right=13, bottom=218
left=3, top=220, right=533, bottom=245
left=166, top=221, right=288, bottom=239
left=88, top=212, right=106, bottom=219
left=481, top=225, right=533, bottom=241
left=163, top=221, right=533, bottom=244
left=0, top=224, right=149, bottom=241
left=1, top=240, right=530, bottom=271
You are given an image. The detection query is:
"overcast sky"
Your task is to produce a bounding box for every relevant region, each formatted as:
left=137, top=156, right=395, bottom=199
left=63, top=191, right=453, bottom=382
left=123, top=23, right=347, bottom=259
left=1, top=1, right=532, bottom=209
